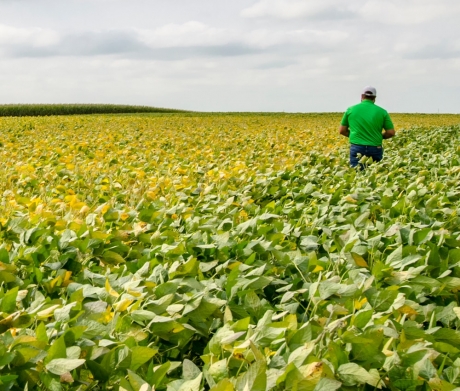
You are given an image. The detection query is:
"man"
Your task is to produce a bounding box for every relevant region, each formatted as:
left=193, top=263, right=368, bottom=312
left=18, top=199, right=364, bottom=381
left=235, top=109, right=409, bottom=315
left=339, top=86, right=395, bottom=168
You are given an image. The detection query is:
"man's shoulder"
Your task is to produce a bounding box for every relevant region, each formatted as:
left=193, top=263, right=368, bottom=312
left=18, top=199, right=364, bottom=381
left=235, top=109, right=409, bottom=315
left=374, top=105, right=391, bottom=117
left=345, top=103, right=361, bottom=112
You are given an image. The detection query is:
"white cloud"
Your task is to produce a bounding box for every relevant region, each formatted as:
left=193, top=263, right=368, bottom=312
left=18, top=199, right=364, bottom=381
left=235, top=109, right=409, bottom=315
left=0, top=24, right=60, bottom=47
left=138, top=22, right=235, bottom=48
left=0, top=19, right=348, bottom=63
left=241, top=0, right=353, bottom=20
left=138, top=21, right=347, bottom=54
left=245, top=29, right=348, bottom=48
left=358, top=0, right=451, bottom=25
left=241, top=0, right=460, bottom=25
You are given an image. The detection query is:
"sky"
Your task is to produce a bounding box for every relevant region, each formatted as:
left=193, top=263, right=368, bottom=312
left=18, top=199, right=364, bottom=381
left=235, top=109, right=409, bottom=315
left=0, top=0, right=459, bottom=113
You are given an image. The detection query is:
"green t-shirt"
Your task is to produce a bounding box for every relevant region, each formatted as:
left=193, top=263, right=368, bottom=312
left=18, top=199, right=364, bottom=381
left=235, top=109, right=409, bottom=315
left=341, top=100, right=394, bottom=146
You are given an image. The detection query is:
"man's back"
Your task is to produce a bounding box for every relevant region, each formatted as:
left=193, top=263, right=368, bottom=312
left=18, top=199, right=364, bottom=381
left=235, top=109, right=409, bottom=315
left=342, top=100, right=394, bottom=146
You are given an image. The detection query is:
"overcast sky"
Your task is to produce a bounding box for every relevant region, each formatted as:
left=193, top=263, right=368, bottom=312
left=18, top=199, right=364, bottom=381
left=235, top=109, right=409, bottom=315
left=0, top=0, right=459, bottom=113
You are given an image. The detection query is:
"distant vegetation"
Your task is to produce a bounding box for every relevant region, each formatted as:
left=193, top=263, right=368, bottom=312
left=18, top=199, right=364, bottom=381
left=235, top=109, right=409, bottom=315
left=0, top=103, right=188, bottom=117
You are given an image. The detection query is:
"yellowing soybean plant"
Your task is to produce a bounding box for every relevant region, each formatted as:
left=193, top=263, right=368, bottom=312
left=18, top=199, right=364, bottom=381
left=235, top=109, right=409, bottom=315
left=1, top=113, right=460, bottom=391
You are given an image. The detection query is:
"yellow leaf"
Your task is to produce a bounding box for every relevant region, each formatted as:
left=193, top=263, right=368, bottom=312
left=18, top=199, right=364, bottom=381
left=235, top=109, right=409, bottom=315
left=105, top=279, right=120, bottom=298
left=114, top=299, right=133, bottom=312
left=126, top=288, right=143, bottom=297
left=63, top=271, right=73, bottom=287
left=100, top=204, right=110, bottom=215
left=398, top=305, right=417, bottom=316
left=227, top=262, right=241, bottom=270
left=99, top=306, right=114, bottom=323
left=91, top=231, right=110, bottom=240
left=354, top=297, right=367, bottom=310
left=344, top=195, right=357, bottom=204
left=351, top=252, right=369, bottom=268
left=54, top=220, right=67, bottom=230
left=312, top=265, right=324, bottom=273
left=173, top=324, right=185, bottom=333
left=50, top=275, right=63, bottom=288
left=37, top=304, right=61, bottom=319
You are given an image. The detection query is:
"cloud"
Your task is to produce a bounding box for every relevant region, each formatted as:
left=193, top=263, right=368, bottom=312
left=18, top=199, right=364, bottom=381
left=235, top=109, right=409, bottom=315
left=8, top=30, right=148, bottom=58
left=241, top=0, right=460, bottom=25
left=244, top=29, right=348, bottom=49
left=0, top=24, right=60, bottom=48
left=138, top=22, right=235, bottom=48
left=241, top=0, right=355, bottom=20
left=358, top=0, right=451, bottom=25
left=255, top=60, right=296, bottom=70
left=396, top=42, right=460, bottom=60
left=0, top=21, right=348, bottom=61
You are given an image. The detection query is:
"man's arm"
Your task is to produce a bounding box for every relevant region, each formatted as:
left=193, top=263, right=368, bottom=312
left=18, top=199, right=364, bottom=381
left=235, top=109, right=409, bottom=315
left=383, top=112, right=395, bottom=139
left=339, top=125, right=350, bottom=138
left=383, top=129, right=395, bottom=139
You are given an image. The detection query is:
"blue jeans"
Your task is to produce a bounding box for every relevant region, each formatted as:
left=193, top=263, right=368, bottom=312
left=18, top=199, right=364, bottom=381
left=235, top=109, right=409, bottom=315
left=350, top=144, right=383, bottom=168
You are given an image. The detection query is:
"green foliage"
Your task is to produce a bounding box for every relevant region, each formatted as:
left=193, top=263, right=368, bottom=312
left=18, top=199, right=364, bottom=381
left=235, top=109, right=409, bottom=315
left=0, top=103, right=188, bottom=117
left=0, top=116, right=460, bottom=390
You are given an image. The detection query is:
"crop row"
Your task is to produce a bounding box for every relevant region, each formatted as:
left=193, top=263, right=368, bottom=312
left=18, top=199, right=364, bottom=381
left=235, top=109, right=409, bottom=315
left=0, top=104, right=188, bottom=117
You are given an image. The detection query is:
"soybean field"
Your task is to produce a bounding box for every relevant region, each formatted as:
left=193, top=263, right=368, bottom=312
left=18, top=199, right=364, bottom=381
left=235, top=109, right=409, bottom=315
left=0, top=113, right=460, bottom=391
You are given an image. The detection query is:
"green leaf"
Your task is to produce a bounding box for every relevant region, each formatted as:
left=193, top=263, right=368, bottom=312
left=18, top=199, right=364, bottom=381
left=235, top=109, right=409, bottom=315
left=207, top=359, right=228, bottom=384
left=449, top=249, right=460, bottom=264
left=354, top=211, right=370, bottom=228
left=44, top=335, right=67, bottom=364
left=86, top=360, right=110, bottom=382
left=150, top=361, right=171, bottom=388
left=183, top=359, right=201, bottom=380
left=338, top=363, right=379, bottom=387
left=58, top=229, right=77, bottom=250
left=130, top=346, right=159, bottom=371
left=236, top=361, right=266, bottom=391
left=0, top=271, right=16, bottom=283
left=1, top=286, right=18, bottom=313
left=0, top=352, right=15, bottom=367
left=168, top=374, right=203, bottom=391
left=101, top=250, right=126, bottom=265
left=0, top=375, right=18, bottom=390
left=385, top=246, right=403, bottom=266
left=364, top=288, right=399, bottom=312
left=433, top=328, right=460, bottom=348
left=428, top=377, right=458, bottom=391
left=127, top=369, right=150, bottom=391
left=413, top=228, right=432, bottom=245
left=353, top=310, right=373, bottom=329
left=288, top=343, right=315, bottom=367
left=45, top=358, right=85, bottom=375
left=288, top=323, right=313, bottom=350
left=41, top=373, right=62, bottom=391
left=120, top=378, right=135, bottom=391
left=416, top=357, right=437, bottom=380
left=66, top=346, right=81, bottom=359
left=130, top=310, right=156, bottom=323
left=313, top=378, right=342, bottom=391
left=0, top=248, right=10, bottom=263
left=169, top=257, right=198, bottom=278
left=11, top=347, right=41, bottom=366
left=210, top=379, right=235, bottom=391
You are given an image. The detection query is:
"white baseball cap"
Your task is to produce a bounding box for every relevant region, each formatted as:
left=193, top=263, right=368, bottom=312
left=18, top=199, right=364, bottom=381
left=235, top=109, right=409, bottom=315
left=362, top=86, right=377, bottom=97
